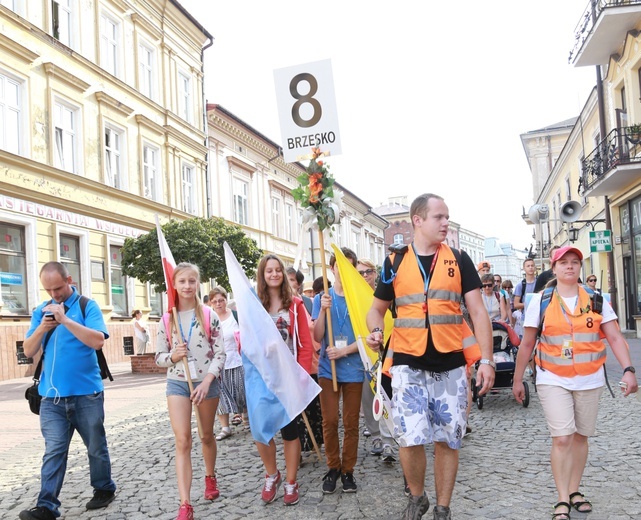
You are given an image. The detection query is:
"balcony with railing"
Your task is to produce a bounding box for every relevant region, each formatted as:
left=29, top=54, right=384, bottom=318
left=579, top=126, right=641, bottom=197
left=568, top=0, right=641, bottom=67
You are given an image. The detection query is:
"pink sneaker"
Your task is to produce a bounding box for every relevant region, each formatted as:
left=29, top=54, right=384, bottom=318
left=176, top=503, right=193, bottom=520
left=261, top=471, right=282, bottom=503
left=204, top=475, right=219, bottom=500
left=283, top=481, right=299, bottom=506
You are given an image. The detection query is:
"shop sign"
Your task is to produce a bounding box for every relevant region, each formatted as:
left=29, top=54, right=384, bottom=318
left=589, top=230, right=612, bottom=252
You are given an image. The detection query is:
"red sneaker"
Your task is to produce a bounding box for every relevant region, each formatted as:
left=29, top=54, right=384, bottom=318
left=261, top=471, right=281, bottom=504
left=204, top=475, right=219, bottom=500
left=176, top=503, right=193, bottom=520
left=283, top=481, right=299, bottom=506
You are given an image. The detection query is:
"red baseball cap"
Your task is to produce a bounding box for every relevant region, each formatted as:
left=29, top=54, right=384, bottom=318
left=551, top=246, right=583, bottom=265
left=477, top=261, right=491, bottom=271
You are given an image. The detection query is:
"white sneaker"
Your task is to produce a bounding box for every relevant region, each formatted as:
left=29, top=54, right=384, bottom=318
left=381, top=444, right=396, bottom=462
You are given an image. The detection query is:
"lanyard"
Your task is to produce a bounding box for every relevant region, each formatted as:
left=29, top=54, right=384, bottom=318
left=178, top=311, right=196, bottom=347
left=331, top=287, right=349, bottom=335
left=413, top=243, right=440, bottom=313
left=554, top=289, right=579, bottom=336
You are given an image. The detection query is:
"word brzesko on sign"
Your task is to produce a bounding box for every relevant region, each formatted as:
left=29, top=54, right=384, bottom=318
left=274, top=59, right=342, bottom=163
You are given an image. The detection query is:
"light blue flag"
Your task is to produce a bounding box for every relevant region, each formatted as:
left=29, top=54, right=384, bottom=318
left=224, top=243, right=321, bottom=445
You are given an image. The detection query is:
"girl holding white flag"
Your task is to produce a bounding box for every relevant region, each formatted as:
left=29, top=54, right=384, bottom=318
left=254, top=253, right=314, bottom=506
left=155, top=263, right=226, bottom=520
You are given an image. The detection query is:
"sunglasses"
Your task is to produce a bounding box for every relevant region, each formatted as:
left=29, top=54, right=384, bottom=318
left=493, top=279, right=501, bottom=283
left=482, top=283, right=494, bottom=288
left=587, top=278, right=596, bottom=283
left=358, top=269, right=375, bottom=276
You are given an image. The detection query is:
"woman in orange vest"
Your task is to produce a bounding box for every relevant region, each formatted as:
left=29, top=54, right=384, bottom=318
left=512, top=246, right=638, bottom=520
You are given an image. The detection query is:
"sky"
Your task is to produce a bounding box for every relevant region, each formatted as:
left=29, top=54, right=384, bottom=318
left=178, top=0, right=596, bottom=250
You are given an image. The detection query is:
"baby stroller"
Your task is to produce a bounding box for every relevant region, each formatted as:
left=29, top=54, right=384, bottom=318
left=471, top=321, right=529, bottom=409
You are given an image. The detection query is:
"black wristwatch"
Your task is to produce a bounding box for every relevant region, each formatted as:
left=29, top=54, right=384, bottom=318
left=623, top=366, right=636, bottom=375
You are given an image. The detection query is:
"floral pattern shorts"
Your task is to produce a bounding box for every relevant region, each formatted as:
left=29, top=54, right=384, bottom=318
left=389, top=365, right=468, bottom=450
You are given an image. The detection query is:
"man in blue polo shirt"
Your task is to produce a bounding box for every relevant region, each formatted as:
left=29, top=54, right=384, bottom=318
left=20, top=262, right=116, bottom=520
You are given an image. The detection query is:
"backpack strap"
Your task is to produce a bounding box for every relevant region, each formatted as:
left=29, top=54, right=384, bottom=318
left=521, top=279, right=527, bottom=298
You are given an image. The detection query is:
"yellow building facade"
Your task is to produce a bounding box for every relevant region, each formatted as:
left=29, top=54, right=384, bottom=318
left=523, top=2, right=641, bottom=334
left=0, top=0, right=212, bottom=379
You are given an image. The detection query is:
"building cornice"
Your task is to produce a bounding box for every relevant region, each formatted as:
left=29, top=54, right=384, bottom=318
left=43, top=62, right=90, bottom=91
left=0, top=32, right=39, bottom=63
left=95, top=91, right=135, bottom=117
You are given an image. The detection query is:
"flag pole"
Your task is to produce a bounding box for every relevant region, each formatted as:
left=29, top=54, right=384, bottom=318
left=301, top=410, right=322, bottom=462
left=318, top=230, right=338, bottom=392
left=171, top=307, right=204, bottom=439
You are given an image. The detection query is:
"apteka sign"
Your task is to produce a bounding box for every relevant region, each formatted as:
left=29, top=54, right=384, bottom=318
left=274, top=59, right=342, bottom=163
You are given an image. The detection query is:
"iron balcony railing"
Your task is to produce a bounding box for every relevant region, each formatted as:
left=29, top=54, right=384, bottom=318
left=579, top=125, right=641, bottom=194
left=568, top=0, right=641, bottom=64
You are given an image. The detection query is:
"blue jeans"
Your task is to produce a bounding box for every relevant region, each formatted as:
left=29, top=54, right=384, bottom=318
left=37, top=393, right=116, bottom=516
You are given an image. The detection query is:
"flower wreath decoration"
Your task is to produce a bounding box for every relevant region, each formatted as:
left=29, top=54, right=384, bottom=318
left=292, top=147, right=343, bottom=232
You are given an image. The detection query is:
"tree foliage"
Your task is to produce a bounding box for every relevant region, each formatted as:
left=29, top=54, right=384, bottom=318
left=121, top=217, right=262, bottom=292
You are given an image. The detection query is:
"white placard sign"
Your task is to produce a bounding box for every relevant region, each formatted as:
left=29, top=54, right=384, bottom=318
left=274, top=59, right=342, bottom=163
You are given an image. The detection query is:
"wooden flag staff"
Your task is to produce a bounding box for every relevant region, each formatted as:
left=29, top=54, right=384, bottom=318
left=292, top=147, right=342, bottom=393
left=317, top=230, right=338, bottom=392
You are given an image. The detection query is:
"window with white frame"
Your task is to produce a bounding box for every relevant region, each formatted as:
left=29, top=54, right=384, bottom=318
left=104, top=125, right=123, bottom=189
left=143, top=143, right=159, bottom=200
left=352, top=227, right=361, bottom=256
left=177, top=71, right=192, bottom=124
left=110, top=244, right=128, bottom=316
left=149, top=283, right=162, bottom=317
left=565, top=177, right=571, bottom=201
left=0, top=71, right=22, bottom=155
left=59, top=234, right=82, bottom=293
left=0, top=222, right=28, bottom=315
left=138, top=41, right=155, bottom=99
left=99, top=13, right=119, bottom=77
left=393, top=233, right=404, bottom=245
left=181, top=163, right=196, bottom=214
left=54, top=100, right=77, bottom=173
left=285, top=203, right=294, bottom=241
left=272, top=197, right=281, bottom=237
left=51, top=0, right=73, bottom=47
left=233, top=177, right=249, bottom=225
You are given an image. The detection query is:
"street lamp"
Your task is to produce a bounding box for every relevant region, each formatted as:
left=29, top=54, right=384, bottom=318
left=568, top=226, right=580, bottom=243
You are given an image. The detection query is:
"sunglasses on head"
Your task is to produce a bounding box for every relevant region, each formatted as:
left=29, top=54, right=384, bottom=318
left=482, top=283, right=494, bottom=288
left=358, top=269, right=375, bottom=276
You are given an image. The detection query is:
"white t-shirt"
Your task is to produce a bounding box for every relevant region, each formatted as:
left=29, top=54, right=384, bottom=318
left=220, top=313, right=242, bottom=369
left=524, top=291, right=617, bottom=390
left=134, top=319, right=148, bottom=341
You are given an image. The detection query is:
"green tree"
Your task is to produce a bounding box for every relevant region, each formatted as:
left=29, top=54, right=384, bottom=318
left=121, top=217, right=262, bottom=292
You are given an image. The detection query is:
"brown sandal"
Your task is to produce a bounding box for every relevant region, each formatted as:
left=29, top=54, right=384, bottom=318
left=569, top=492, right=592, bottom=513
left=552, top=501, right=571, bottom=519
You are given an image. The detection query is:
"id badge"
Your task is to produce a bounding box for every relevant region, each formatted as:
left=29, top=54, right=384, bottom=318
left=187, top=357, right=198, bottom=379
left=335, top=335, right=348, bottom=349
left=561, top=340, right=573, bottom=360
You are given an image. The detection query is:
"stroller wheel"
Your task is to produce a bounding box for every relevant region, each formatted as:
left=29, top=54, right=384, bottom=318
left=471, top=378, right=478, bottom=401
left=522, top=381, right=530, bottom=408
left=476, top=393, right=484, bottom=410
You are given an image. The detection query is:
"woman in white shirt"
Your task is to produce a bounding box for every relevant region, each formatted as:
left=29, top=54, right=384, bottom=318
left=210, top=286, right=246, bottom=441
left=512, top=246, right=637, bottom=520
left=132, top=309, right=149, bottom=354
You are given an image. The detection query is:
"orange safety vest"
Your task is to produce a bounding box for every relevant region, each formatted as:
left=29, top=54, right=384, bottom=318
left=386, top=243, right=481, bottom=369
left=537, top=287, right=605, bottom=377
